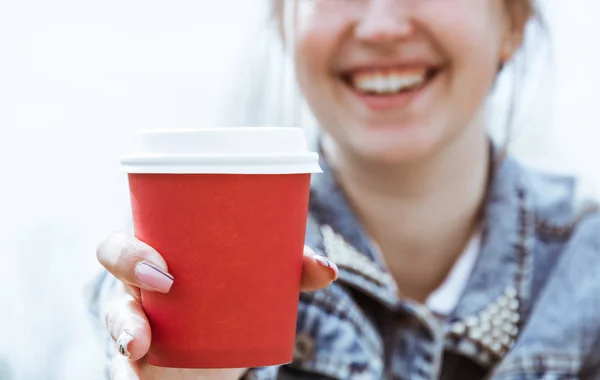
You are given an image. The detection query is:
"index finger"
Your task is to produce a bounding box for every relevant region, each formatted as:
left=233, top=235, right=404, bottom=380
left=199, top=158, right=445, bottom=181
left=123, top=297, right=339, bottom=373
left=300, top=247, right=339, bottom=292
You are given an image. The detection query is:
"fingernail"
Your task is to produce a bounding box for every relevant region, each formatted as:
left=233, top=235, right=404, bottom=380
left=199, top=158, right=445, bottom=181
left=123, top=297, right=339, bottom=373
left=117, top=330, right=134, bottom=358
left=314, top=256, right=339, bottom=280
left=134, top=261, right=174, bottom=293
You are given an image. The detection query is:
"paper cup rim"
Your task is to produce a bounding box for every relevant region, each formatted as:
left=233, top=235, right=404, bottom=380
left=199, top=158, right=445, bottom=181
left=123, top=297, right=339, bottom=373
left=121, top=152, right=322, bottom=174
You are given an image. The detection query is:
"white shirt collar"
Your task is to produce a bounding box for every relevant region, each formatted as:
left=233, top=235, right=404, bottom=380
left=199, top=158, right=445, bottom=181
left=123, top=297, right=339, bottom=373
left=426, top=232, right=481, bottom=316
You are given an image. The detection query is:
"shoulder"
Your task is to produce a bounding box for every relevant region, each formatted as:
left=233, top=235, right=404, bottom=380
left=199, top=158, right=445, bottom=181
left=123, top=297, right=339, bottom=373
left=500, top=210, right=600, bottom=375
left=514, top=160, right=599, bottom=241
left=489, top=161, right=600, bottom=376
left=516, top=161, right=600, bottom=304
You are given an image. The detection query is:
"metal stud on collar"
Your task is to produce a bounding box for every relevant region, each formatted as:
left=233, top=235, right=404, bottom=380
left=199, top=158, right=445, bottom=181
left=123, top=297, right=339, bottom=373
left=448, top=286, right=520, bottom=358
left=321, top=225, right=396, bottom=291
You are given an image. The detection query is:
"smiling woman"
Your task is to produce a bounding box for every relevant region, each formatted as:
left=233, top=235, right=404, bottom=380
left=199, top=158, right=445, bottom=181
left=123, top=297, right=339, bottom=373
left=91, top=1, right=600, bottom=379
left=269, top=0, right=542, bottom=150
left=290, top=0, right=535, bottom=162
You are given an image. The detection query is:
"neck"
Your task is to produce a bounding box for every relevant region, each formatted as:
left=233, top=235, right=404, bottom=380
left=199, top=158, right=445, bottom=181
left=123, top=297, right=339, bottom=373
left=326, top=121, right=489, bottom=302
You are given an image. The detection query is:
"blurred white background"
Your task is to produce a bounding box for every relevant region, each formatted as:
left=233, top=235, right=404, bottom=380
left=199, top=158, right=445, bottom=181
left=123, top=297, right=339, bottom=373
left=0, top=0, right=599, bottom=379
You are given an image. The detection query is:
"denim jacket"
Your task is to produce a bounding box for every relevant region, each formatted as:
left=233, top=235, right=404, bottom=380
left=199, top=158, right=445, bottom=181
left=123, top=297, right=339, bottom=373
left=242, top=150, right=600, bottom=380
left=91, top=149, right=600, bottom=380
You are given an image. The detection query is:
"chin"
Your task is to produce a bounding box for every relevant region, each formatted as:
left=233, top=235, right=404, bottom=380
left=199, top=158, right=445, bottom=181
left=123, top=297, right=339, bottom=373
left=347, top=124, right=441, bottom=164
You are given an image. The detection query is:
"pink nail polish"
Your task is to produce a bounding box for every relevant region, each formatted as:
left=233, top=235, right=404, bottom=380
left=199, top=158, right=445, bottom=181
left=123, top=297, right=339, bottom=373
left=135, top=261, right=174, bottom=293
left=314, top=256, right=339, bottom=279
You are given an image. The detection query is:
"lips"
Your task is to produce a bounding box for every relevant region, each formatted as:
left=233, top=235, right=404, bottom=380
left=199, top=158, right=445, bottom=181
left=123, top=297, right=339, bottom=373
left=337, top=65, right=442, bottom=112
left=352, top=68, right=425, bottom=94
left=342, top=67, right=438, bottom=96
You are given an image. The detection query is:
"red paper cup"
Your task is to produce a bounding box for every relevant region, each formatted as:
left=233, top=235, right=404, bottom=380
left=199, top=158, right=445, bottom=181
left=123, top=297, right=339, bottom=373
left=121, top=128, right=321, bottom=369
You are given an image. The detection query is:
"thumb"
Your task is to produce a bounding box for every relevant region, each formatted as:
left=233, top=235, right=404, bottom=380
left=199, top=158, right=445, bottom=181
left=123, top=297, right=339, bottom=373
left=97, top=232, right=174, bottom=294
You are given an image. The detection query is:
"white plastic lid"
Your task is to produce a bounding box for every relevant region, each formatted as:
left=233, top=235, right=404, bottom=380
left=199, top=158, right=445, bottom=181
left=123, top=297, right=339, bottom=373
left=120, top=127, right=322, bottom=174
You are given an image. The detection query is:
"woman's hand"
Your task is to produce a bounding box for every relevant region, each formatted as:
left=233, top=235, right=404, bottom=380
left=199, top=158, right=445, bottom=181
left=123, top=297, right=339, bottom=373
left=96, top=231, right=338, bottom=380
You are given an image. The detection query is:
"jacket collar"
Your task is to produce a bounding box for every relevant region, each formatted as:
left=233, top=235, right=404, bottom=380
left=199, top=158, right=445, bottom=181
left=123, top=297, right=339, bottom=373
left=308, top=143, right=535, bottom=366
left=307, top=148, right=399, bottom=308
left=443, top=150, right=535, bottom=367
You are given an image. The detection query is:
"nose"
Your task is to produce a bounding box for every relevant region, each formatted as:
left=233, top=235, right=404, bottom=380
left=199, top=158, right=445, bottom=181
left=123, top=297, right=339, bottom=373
left=354, top=0, right=414, bottom=44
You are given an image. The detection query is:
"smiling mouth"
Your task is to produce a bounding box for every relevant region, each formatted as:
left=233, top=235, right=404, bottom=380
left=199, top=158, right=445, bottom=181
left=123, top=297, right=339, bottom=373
left=341, top=67, right=440, bottom=97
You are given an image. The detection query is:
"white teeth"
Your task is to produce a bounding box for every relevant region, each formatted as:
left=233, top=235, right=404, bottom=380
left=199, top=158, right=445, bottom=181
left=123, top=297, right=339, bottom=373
left=352, top=71, right=427, bottom=95
left=375, top=75, right=386, bottom=93
left=390, top=76, right=402, bottom=91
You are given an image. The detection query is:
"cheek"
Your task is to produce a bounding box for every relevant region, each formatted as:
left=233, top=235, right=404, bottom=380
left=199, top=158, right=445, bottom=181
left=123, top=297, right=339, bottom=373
left=420, top=4, right=504, bottom=117
left=293, top=31, right=325, bottom=119
left=424, top=4, right=502, bottom=70
left=294, top=30, right=319, bottom=89
left=294, top=15, right=342, bottom=77
left=293, top=18, right=345, bottom=114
